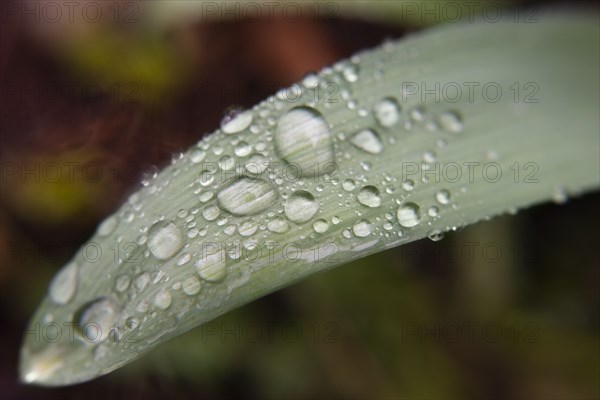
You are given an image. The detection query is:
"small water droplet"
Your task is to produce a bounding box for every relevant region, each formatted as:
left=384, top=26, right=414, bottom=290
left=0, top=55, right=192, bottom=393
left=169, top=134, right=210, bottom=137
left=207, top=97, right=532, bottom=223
left=427, top=229, right=445, bottom=242
left=238, top=220, right=258, bottom=236
left=147, top=220, right=183, bottom=260
left=267, top=217, right=289, bottom=233
left=49, top=262, right=78, bottom=305
left=76, top=298, right=118, bottom=343
left=349, top=129, right=383, bottom=154
left=176, top=253, right=192, bottom=266
left=402, top=180, right=415, bottom=191
left=313, top=219, right=329, bottom=233
left=221, top=107, right=253, bottom=134
left=96, top=216, right=118, bottom=237
left=153, top=290, right=172, bottom=310
left=274, top=107, right=334, bottom=177
left=217, top=177, right=278, bottom=216
left=284, top=190, right=319, bottom=223
left=436, top=189, right=451, bottom=205
left=219, top=155, right=235, bottom=171
left=373, top=97, right=401, bottom=127
left=397, top=203, right=421, bottom=228
left=202, top=205, right=221, bottom=221
left=357, top=186, right=382, bottom=208
left=114, top=275, right=130, bottom=292
left=552, top=185, right=568, bottom=204
left=437, top=110, right=464, bottom=133
left=182, top=276, right=201, bottom=295
left=342, top=64, right=359, bottom=82
left=190, top=148, right=206, bottom=164
left=134, top=272, right=150, bottom=292
left=245, top=154, right=268, bottom=174
left=234, top=141, right=252, bottom=157
left=342, top=179, right=356, bottom=192
left=196, top=249, right=227, bottom=282
left=352, top=220, right=372, bottom=237
left=428, top=206, right=439, bottom=217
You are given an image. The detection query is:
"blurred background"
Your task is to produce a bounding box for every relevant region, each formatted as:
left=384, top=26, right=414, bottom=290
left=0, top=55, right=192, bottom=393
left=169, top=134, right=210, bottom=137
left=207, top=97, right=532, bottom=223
left=0, top=1, right=598, bottom=399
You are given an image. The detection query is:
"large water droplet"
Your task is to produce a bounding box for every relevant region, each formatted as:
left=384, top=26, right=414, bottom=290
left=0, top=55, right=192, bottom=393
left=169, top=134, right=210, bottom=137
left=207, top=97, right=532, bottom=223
left=147, top=220, right=184, bottom=260
left=349, top=129, right=383, bottom=154
left=397, top=203, right=421, bottom=228
left=217, top=177, right=278, bottom=216
left=357, top=186, right=382, bottom=208
left=274, top=107, right=334, bottom=177
left=221, top=108, right=253, bottom=134
left=374, top=97, right=401, bottom=127
left=76, top=298, right=118, bottom=343
left=49, top=262, right=78, bottom=305
left=284, top=190, right=319, bottom=223
left=195, top=249, right=227, bottom=282
left=437, top=110, right=464, bottom=133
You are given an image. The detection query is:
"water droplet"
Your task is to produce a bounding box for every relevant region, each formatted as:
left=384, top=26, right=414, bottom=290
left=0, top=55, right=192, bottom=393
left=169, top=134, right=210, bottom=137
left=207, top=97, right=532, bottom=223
left=234, top=141, right=252, bottom=157
left=49, top=262, right=78, bottom=305
left=219, top=155, right=235, bottom=171
left=342, top=179, right=356, bottom=192
left=245, top=154, right=268, bottom=174
left=342, top=64, right=359, bottom=82
left=284, top=190, right=319, bottom=223
left=552, top=185, right=568, bottom=204
left=373, top=97, right=401, bottom=127
left=153, top=290, right=172, bottom=310
left=195, top=249, right=227, bottom=282
left=202, top=205, right=221, bottom=221
left=397, top=203, right=421, bottom=228
left=221, top=107, right=253, bottom=134
left=76, top=298, right=118, bottom=343
left=190, top=148, right=206, bottom=164
left=274, top=106, right=334, bottom=177
left=427, top=229, right=445, bottom=242
left=428, top=206, right=439, bottom=217
left=352, top=220, right=372, bottom=237
left=96, top=216, right=118, bottom=237
left=147, top=220, right=184, bottom=260
left=302, top=73, right=319, bottom=88
left=435, top=189, right=451, bottom=205
left=238, top=220, right=258, bottom=236
left=217, top=177, right=278, bottom=216
left=357, top=186, right=382, bottom=208
left=114, top=275, right=130, bottom=292
left=402, top=180, right=415, bottom=191
left=134, top=272, right=150, bottom=292
left=313, top=219, right=329, bottom=233
left=437, top=110, right=464, bottom=133
left=182, top=276, right=201, bottom=295
left=409, top=106, right=426, bottom=122
left=198, top=170, right=215, bottom=187
left=349, top=129, right=383, bottom=154
left=176, top=253, right=192, bottom=266
left=267, top=217, right=289, bottom=233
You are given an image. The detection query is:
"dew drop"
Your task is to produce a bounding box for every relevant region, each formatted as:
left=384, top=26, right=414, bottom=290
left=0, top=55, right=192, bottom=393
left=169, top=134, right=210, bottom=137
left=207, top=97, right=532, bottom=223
left=217, top=177, right=278, bottom=216
left=153, top=290, right=172, bottom=310
left=190, top=148, right=206, bottom=164
left=402, top=180, right=415, bottom=191
left=245, top=154, right=268, bottom=174
left=313, top=219, right=329, bottom=233
left=238, top=220, right=258, bottom=236
left=147, top=220, right=184, bottom=260
left=176, top=253, right=192, bottom=266
left=284, top=190, right=319, bottom=223
left=342, top=179, right=356, bottom=192
left=267, top=217, right=289, bottom=233
left=114, top=275, right=130, bottom=292
left=76, top=298, right=118, bottom=343
left=427, top=229, right=445, bottom=242
left=221, top=107, right=253, bottom=134
left=436, top=189, right=451, bottom=205
left=219, top=155, right=235, bottom=171
left=196, top=249, right=227, bottom=282
left=274, top=107, right=334, bottom=177
left=202, top=205, right=221, bottom=221
left=342, top=64, right=359, bottom=82
left=96, top=216, right=118, bottom=237
left=349, top=129, right=383, bottom=154
left=234, top=141, right=252, bottom=157
left=397, top=203, right=421, bottom=228
left=357, top=186, right=382, bottom=208
left=352, top=220, right=372, bottom=237
left=182, top=276, right=201, bottom=296
left=49, top=261, right=78, bottom=305
left=437, top=110, right=464, bottom=133
left=134, top=272, right=150, bottom=292
left=373, top=97, right=401, bottom=127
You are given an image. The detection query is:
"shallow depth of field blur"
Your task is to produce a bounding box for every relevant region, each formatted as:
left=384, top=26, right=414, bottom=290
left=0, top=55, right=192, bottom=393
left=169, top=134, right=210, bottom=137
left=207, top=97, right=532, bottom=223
left=0, top=1, right=598, bottom=399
